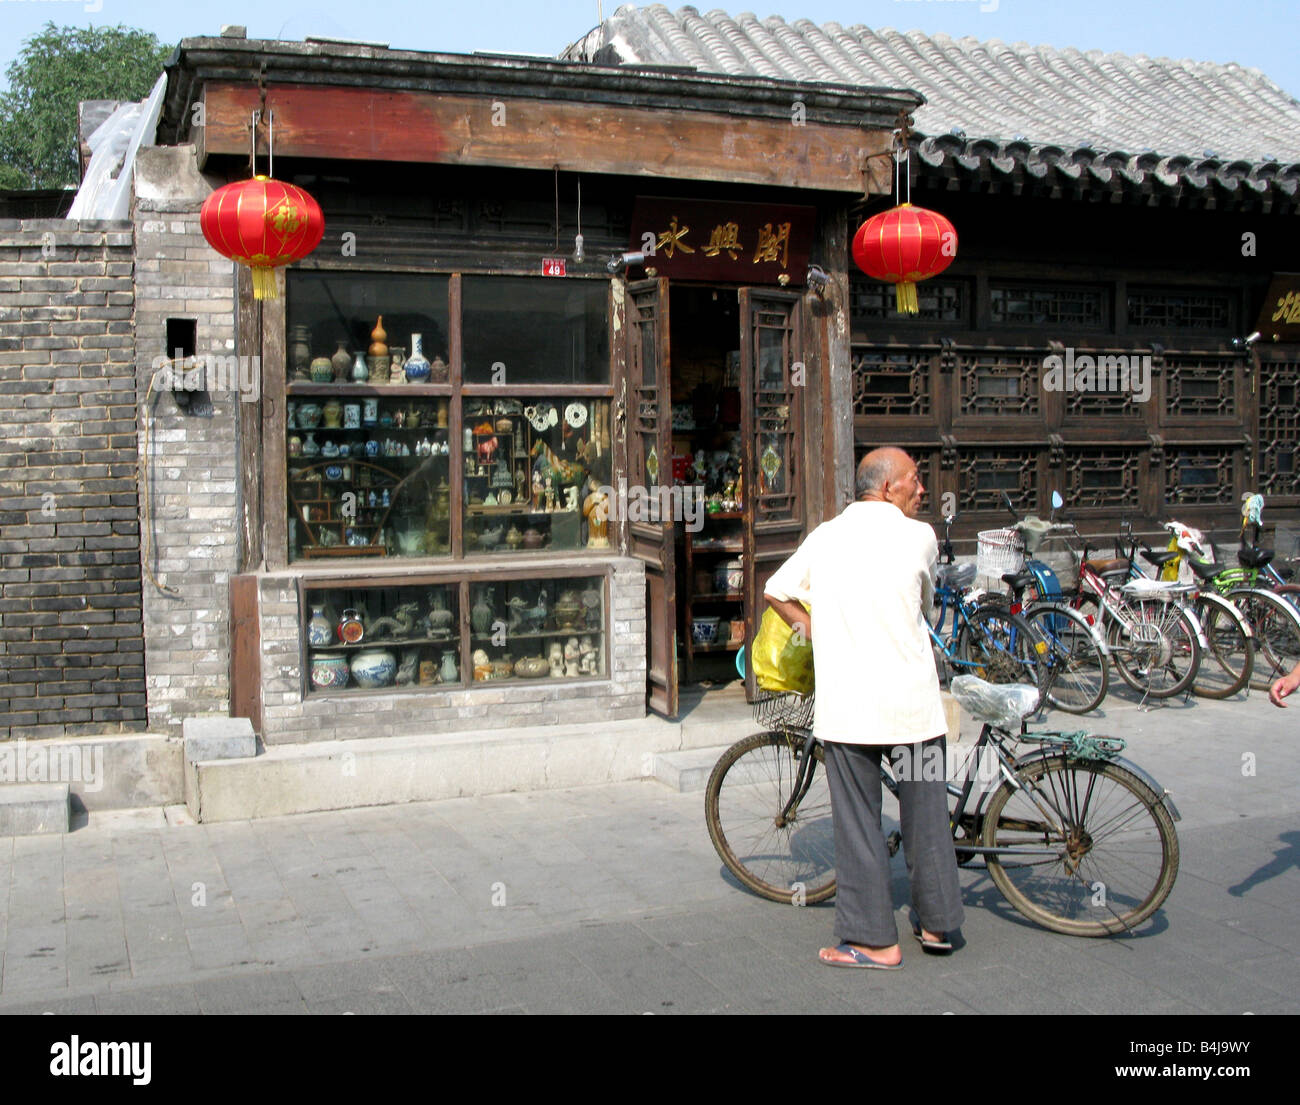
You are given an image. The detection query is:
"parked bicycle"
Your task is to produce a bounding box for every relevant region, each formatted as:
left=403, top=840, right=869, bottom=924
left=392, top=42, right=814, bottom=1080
left=1148, top=506, right=1300, bottom=692
left=929, top=512, right=1046, bottom=691
left=704, top=676, right=1180, bottom=936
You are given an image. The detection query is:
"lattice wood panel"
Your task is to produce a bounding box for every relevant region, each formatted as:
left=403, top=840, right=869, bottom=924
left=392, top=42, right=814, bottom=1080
left=1259, top=358, right=1300, bottom=498
left=1164, top=447, right=1236, bottom=505
left=958, top=352, right=1041, bottom=417
left=1063, top=448, right=1142, bottom=509
left=1165, top=356, right=1237, bottom=418
left=851, top=349, right=933, bottom=418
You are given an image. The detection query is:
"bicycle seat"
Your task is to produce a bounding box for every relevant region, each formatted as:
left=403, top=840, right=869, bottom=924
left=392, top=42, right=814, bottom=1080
left=1185, top=555, right=1220, bottom=582
left=1085, top=557, right=1128, bottom=575
left=1140, top=548, right=1179, bottom=568
left=1238, top=545, right=1274, bottom=569
left=1001, top=570, right=1037, bottom=590
left=949, top=675, right=1040, bottom=730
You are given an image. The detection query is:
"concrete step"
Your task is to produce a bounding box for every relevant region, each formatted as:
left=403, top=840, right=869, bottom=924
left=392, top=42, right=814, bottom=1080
left=0, top=783, right=70, bottom=835
left=652, top=745, right=731, bottom=793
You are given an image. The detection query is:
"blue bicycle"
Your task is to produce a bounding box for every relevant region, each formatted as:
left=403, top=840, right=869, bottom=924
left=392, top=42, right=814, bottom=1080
left=930, top=513, right=1046, bottom=692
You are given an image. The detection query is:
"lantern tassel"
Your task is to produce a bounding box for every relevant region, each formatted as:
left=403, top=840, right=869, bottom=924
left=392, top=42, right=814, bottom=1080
left=895, top=281, right=919, bottom=314
left=251, top=266, right=278, bottom=300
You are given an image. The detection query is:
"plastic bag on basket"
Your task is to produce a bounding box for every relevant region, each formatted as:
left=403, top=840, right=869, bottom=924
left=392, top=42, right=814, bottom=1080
left=752, top=605, right=814, bottom=695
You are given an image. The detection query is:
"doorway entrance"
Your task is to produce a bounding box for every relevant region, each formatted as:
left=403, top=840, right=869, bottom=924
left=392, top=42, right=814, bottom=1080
left=625, top=278, right=809, bottom=718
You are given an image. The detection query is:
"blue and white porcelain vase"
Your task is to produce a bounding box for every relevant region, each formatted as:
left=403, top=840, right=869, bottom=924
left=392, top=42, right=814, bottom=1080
left=404, top=333, right=432, bottom=384
left=350, top=648, right=397, bottom=688
left=307, top=604, right=333, bottom=647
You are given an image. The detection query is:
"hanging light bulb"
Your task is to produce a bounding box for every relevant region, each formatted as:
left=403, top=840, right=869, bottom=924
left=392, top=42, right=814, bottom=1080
left=572, top=232, right=585, bottom=263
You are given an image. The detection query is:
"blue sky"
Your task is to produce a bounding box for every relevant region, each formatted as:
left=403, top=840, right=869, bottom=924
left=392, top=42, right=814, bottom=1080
left=3, top=0, right=1298, bottom=99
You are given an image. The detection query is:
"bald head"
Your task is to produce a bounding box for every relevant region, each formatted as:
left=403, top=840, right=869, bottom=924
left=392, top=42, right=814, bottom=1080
left=856, top=447, right=912, bottom=497
left=856, top=447, right=925, bottom=517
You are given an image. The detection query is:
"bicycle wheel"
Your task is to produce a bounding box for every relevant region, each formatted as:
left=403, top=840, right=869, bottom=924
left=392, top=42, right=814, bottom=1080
left=958, top=605, right=1046, bottom=691
left=981, top=755, right=1179, bottom=936
left=1107, top=597, right=1200, bottom=698
left=1228, top=588, right=1300, bottom=691
left=1191, top=596, right=1253, bottom=699
left=704, top=730, right=837, bottom=904
left=1022, top=603, right=1108, bottom=714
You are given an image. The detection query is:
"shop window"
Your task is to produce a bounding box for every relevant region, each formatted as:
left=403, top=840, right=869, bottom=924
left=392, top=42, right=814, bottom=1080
left=461, top=276, right=608, bottom=385
left=302, top=573, right=606, bottom=694
left=462, top=397, right=613, bottom=554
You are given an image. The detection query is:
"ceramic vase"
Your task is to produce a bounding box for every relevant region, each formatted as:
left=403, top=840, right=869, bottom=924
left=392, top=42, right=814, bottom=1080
left=302, top=432, right=320, bottom=458
left=439, top=649, right=459, bottom=683
left=310, top=356, right=333, bottom=383
left=307, top=604, right=333, bottom=647
left=331, top=340, right=351, bottom=382
left=429, top=355, right=449, bottom=384
left=343, top=403, right=361, bottom=429
left=367, top=354, right=388, bottom=383
left=350, top=648, right=397, bottom=689
left=351, top=352, right=369, bottom=384
left=322, top=399, right=342, bottom=429
left=404, top=333, right=432, bottom=384
left=289, top=325, right=312, bottom=380
left=369, top=316, right=387, bottom=358
left=297, top=402, right=322, bottom=429
left=310, top=651, right=350, bottom=690
left=471, top=589, right=494, bottom=636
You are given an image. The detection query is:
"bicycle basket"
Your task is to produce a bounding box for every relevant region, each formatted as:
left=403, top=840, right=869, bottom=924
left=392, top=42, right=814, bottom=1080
left=754, top=690, right=815, bottom=731
left=976, top=529, right=1025, bottom=578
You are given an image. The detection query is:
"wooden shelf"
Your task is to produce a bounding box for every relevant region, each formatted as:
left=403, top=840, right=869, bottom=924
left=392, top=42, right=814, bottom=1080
left=287, top=382, right=451, bottom=396
left=691, top=592, right=742, bottom=603
left=310, top=635, right=457, bottom=650
left=690, top=641, right=742, bottom=654
left=691, top=541, right=743, bottom=553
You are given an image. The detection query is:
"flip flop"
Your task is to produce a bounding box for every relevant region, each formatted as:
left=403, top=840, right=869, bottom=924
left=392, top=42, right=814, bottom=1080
left=818, top=942, right=903, bottom=970
left=912, top=929, right=954, bottom=954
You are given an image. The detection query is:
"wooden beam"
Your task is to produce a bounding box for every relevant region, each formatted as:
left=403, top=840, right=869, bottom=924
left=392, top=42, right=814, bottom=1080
left=202, top=82, right=892, bottom=195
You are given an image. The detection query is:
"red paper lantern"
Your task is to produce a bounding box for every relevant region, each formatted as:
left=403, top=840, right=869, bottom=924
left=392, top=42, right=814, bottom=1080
left=200, top=175, right=325, bottom=299
left=852, top=203, right=957, bottom=314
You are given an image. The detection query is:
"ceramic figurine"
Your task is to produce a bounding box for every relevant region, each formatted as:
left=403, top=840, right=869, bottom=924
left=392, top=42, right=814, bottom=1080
left=395, top=648, right=420, bottom=685
left=404, top=333, right=432, bottom=383
left=579, top=636, right=597, bottom=675
left=563, top=637, right=581, bottom=678
left=419, top=659, right=437, bottom=686
left=389, top=347, right=406, bottom=386
left=582, top=479, right=610, bottom=548
left=548, top=641, right=564, bottom=678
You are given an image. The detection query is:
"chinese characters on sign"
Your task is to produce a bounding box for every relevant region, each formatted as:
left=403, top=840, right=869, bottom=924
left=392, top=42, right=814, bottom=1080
left=631, top=198, right=815, bottom=285
left=1256, top=275, right=1300, bottom=342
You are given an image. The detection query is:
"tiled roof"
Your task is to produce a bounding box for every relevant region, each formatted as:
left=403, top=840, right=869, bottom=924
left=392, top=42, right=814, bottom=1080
left=561, top=4, right=1300, bottom=208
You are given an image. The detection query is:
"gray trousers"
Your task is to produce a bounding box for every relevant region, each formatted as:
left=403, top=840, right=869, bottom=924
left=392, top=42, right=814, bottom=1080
left=824, top=737, right=965, bottom=946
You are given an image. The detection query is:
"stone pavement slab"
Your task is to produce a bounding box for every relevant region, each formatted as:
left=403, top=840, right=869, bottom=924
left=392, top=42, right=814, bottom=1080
left=0, top=687, right=1296, bottom=1013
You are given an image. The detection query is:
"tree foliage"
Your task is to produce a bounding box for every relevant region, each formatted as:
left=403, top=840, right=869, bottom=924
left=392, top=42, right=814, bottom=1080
left=0, top=22, right=172, bottom=190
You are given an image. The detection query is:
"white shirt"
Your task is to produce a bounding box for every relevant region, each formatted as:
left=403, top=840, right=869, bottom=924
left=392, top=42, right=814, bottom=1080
left=763, top=500, right=947, bottom=745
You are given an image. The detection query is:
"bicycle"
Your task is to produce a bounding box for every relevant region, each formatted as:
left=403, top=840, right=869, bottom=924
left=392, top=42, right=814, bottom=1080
left=929, top=512, right=1046, bottom=691
left=704, top=675, right=1180, bottom=936
left=1150, top=509, right=1300, bottom=692
left=1051, top=511, right=1205, bottom=700
left=988, top=492, right=1110, bottom=714
left=1110, top=519, right=1255, bottom=700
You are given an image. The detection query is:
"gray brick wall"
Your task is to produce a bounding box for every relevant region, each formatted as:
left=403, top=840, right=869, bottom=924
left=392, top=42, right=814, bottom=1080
left=132, top=146, right=239, bottom=734
left=0, top=218, right=145, bottom=739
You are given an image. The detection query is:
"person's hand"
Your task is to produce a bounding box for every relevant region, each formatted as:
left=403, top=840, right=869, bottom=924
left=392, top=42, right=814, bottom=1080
left=1269, top=669, right=1300, bottom=707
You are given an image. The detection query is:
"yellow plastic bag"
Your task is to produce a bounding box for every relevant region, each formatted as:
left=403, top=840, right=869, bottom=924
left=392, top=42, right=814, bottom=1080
left=752, top=605, right=814, bottom=695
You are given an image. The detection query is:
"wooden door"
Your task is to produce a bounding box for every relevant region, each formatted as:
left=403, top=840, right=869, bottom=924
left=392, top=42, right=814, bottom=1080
left=740, top=289, right=807, bottom=699
left=626, top=278, right=678, bottom=717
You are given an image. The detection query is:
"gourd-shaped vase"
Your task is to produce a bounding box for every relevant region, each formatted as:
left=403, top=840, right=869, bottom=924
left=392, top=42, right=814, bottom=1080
left=369, top=316, right=388, bottom=358
left=404, top=332, right=432, bottom=384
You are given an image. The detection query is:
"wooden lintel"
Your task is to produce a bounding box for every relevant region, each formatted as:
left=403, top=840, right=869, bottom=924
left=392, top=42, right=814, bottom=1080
left=202, top=82, right=892, bottom=194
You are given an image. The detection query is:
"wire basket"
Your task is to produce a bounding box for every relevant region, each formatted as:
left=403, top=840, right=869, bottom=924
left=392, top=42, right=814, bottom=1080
left=754, top=690, right=815, bottom=731
left=976, top=528, right=1025, bottom=579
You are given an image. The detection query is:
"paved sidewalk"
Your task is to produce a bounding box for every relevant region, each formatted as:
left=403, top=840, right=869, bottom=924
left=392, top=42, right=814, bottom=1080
left=0, top=684, right=1297, bottom=1014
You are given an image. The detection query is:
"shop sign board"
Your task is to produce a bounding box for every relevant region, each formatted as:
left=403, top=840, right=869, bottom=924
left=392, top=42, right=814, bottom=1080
left=630, top=198, right=815, bottom=285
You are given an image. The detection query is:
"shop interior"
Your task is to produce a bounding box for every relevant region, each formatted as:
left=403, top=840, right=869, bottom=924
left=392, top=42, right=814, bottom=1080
left=669, top=285, right=746, bottom=686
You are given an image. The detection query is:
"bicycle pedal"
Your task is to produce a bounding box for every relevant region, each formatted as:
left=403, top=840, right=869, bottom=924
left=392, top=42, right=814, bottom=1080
left=886, top=830, right=903, bottom=857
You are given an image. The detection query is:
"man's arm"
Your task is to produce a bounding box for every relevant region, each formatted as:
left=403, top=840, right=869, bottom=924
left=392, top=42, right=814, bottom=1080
left=763, top=594, right=811, bottom=644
